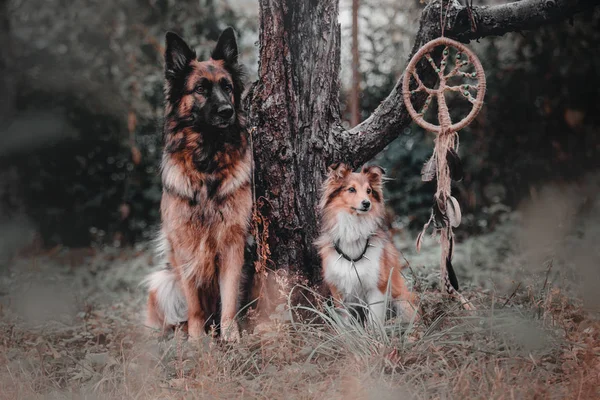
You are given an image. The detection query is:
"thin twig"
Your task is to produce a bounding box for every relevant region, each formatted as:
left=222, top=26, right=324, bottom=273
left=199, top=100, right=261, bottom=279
left=400, top=251, right=423, bottom=293
left=542, top=260, right=553, bottom=293
left=501, top=282, right=522, bottom=308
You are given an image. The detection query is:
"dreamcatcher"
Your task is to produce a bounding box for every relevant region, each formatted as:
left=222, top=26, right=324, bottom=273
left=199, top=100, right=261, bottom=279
left=402, top=17, right=486, bottom=310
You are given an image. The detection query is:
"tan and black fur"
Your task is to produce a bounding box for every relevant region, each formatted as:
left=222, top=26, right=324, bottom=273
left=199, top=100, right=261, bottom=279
left=144, top=28, right=251, bottom=341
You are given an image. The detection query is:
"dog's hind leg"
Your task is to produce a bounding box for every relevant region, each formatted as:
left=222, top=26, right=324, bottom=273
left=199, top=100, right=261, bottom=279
left=389, top=268, right=420, bottom=323
left=146, top=289, right=166, bottom=330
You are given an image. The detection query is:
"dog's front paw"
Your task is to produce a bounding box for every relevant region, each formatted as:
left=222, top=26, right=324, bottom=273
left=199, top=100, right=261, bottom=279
left=221, top=320, right=241, bottom=342
left=396, top=300, right=420, bottom=324
left=187, top=319, right=206, bottom=340
left=335, top=307, right=351, bottom=323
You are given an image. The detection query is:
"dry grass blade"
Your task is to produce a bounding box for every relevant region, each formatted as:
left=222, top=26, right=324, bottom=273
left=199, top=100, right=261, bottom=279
left=2, top=243, right=600, bottom=399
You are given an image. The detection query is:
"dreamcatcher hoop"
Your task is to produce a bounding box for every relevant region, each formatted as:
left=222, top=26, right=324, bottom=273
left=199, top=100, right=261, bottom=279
left=402, top=37, right=486, bottom=134
left=402, top=36, right=486, bottom=311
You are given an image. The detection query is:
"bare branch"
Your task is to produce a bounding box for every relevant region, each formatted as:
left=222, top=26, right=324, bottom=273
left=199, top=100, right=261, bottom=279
left=335, top=0, right=599, bottom=168
left=454, top=0, right=599, bottom=41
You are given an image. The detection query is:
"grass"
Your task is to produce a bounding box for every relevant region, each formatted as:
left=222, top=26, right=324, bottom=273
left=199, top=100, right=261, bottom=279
left=4, top=172, right=600, bottom=398
left=1, top=268, right=598, bottom=400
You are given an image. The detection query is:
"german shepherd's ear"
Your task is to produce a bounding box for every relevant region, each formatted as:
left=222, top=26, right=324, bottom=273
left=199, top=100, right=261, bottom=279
left=362, top=165, right=385, bottom=184
left=165, top=32, right=196, bottom=79
left=328, top=162, right=351, bottom=180
left=211, top=27, right=239, bottom=65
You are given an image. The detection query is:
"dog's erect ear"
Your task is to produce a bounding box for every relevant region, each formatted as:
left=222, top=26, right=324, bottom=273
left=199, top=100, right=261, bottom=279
left=362, top=165, right=385, bottom=183
left=328, top=162, right=351, bottom=180
left=165, top=32, right=196, bottom=78
left=211, top=27, right=239, bottom=65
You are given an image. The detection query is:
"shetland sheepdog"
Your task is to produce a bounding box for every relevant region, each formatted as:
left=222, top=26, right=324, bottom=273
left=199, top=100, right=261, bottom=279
left=143, top=28, right=251, bottom=341
left=315, top=163, right=419, bottom=325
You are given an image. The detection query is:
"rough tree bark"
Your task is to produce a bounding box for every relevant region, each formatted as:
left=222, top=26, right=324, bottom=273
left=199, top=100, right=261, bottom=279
left=246, top=0, right=599, bottom=281
left=350, top=0, right=361, bottom=127
left=247, top=0, right=343, bottom=280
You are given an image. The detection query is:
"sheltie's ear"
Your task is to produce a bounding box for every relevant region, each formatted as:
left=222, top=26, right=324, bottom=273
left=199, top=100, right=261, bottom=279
left=362, top=165, right=385, bottom=203
left=362, top=165, right=385, bottom=183
left=327, top=162, right=351, bottom=180
left=321, top=163, right=351, bottom=210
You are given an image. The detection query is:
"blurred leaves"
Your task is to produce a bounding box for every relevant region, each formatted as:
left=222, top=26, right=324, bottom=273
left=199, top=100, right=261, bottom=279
left=369, top=9, right=600, bottom=236
left=2, top=0, right=599, bottom=248
left=1, top=0, right=258, bottom=246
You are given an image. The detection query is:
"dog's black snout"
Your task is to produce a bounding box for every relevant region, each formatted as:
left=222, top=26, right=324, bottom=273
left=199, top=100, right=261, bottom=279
left=361, top=200, right=371, bottom=209
left=217, top=105, right=234, bottom=119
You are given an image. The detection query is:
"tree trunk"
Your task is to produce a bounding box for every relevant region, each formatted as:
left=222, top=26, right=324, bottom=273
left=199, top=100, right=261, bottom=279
left=350, top=0, right=360, bottom=127
left=247, top=0, right=599, bottom=282
left=247, top=0, right=342, bottom=280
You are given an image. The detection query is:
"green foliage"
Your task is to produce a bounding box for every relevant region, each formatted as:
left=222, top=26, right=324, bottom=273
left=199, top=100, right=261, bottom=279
left=3, top=0, right=257, bottom=246
left=4, top=0, right=599, bottom=247
left=370, top=12, right=600, bottom=234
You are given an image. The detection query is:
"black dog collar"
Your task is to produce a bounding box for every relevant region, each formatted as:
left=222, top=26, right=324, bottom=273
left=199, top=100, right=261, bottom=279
left=333, top=238, right=371, bottom=263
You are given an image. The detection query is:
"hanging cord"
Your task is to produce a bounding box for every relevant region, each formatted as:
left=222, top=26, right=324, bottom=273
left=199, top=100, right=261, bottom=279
left=249, top=126, right=266, bottom=273
left=333, top=238, right=376, bottom=314
left=467, top=0, right=478, bottom=32
left=440, top=0, right=452, bottom=37
left=249, top=126, right=257, bottom=206
left=440, top=0, right=444, bottom=36
left=249, top=125, right=272, bottom=272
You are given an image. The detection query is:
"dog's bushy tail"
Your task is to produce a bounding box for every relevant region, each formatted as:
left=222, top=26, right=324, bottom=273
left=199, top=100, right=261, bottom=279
left=143, top=269, right=187, bottom=327
left=142, top=229, right=187, bottom=327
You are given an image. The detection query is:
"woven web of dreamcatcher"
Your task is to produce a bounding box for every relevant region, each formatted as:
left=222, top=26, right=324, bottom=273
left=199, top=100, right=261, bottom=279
left=402, top=36, right=486, bottom=310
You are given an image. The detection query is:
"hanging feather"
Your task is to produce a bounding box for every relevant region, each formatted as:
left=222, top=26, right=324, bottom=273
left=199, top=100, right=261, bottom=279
left=416, top=213, right=434, bottom=253
left=446, top=148, right=464, bottom=182
left=446, top=229, right=459, bottom=291
left=448, top=230, right=455, bottom=260
left=446, top=196, right=462, bottom=228
left=436, top=194, right=447, bottom=213
left=416, top=229, right=425, bottom=253
left=446, top=257, right=459, bottom=291
left=432, top=203, right=446, bottom=229
left=421, top=155, right=436, bottom=182
left=432, top=194, right=449, bottom=229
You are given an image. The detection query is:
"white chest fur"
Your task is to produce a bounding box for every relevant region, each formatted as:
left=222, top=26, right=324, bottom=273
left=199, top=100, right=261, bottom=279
left=323, top=239, right=383, bottom=302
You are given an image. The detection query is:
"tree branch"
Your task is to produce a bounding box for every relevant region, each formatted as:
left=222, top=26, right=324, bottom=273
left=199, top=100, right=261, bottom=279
left=336, top=0, right=599, bottom=168
left=454, top=0, right=599, bottom=41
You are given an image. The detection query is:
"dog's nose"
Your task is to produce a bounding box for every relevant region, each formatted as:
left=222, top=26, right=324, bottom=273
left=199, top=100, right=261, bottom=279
left=361, top=200, right=371, bottom=209
left=217, top=105, right=234, bottom=119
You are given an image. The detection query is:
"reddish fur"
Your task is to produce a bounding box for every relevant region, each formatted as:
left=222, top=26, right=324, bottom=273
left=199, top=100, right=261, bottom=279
left=146, top=290, right=163, bottom=328
left=147, top=51, right=251, bottom=340
left=378, top=239, right=417, bottom=304
left=316, top=163, right=418, bottom=319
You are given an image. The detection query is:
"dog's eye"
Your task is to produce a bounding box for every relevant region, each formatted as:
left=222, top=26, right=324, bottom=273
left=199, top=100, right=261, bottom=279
left=195, top=86, right=205, bottom=95
left=367, top=188, right=372, bottom=194
left=348, top=187, right=356, bottom=193
left=220, top=78, right=233, bottom=94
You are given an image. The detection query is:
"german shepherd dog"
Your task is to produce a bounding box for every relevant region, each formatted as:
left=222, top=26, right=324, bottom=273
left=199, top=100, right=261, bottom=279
left=144, top=28, right=251, bottom=341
